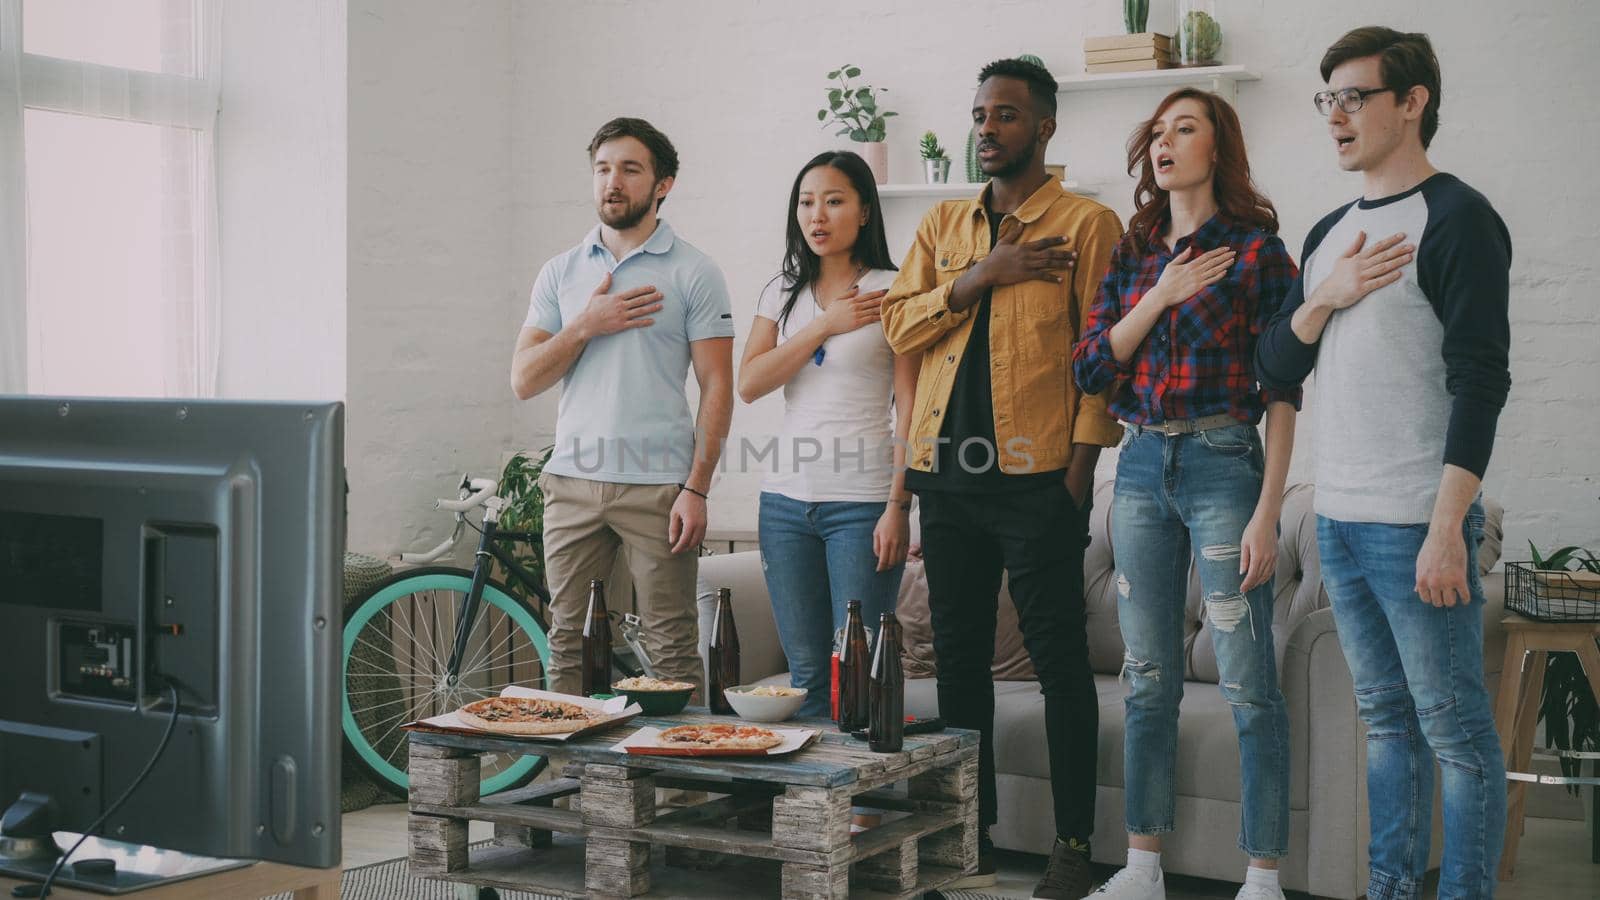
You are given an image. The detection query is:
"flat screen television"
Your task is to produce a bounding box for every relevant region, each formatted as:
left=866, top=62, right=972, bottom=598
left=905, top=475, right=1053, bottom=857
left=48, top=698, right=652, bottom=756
left=0, top=397, right=343, bottom=871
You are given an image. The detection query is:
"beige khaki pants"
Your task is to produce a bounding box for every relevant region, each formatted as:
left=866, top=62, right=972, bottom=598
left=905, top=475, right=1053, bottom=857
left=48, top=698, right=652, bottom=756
left=538, top=472, right=702, bottom=697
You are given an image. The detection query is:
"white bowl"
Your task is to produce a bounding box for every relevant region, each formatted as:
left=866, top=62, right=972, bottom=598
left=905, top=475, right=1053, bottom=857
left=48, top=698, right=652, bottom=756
left=722, top=684, right=807, bottom=722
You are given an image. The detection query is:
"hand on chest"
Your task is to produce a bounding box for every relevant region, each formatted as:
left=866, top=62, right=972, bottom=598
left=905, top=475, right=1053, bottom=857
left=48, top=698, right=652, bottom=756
left=1132, top=247, right=1245, bottom=345
left=564, top=271, right=683, bottom=338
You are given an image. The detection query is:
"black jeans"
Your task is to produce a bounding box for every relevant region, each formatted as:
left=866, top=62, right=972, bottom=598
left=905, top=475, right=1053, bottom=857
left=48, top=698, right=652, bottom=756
left=916, top=481, right=1096, bottom=843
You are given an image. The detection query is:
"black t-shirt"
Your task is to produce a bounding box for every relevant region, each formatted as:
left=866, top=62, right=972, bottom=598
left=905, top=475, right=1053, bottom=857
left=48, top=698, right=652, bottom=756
left=906, top=206, right=1065, bottom=494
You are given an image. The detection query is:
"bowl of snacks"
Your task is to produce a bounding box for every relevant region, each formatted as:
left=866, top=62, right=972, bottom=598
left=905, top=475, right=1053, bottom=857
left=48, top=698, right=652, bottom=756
left=722, top=684, right=808, bottom=722
left=612, top=676, right=696, bottom=715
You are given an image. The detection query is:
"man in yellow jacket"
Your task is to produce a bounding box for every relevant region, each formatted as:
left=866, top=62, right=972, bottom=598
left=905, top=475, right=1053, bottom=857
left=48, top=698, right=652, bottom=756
left=881, top=57, right=1123, bottom=900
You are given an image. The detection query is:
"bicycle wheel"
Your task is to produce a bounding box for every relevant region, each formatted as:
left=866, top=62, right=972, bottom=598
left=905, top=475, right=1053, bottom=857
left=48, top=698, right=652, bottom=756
left=342, top=566, right=552, bottom=796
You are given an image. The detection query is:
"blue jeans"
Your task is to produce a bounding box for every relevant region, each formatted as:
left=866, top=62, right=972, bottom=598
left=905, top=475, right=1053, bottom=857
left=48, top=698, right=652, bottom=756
left=1111, top=423, right=1290, bottom=859
left=1318, top=502, right=1504, bottom=900
left=758, top=491, right=903, bottom=717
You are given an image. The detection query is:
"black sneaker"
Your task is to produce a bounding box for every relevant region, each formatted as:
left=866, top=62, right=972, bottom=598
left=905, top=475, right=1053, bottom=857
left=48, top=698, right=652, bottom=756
left=943, top=826, right=996, bottom=889
left=1032, top=836, right=1092, bottom=899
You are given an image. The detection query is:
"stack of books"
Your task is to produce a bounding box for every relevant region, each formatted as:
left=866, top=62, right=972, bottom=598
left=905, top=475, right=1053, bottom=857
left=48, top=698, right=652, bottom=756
left=1084, top=33, right=1173, bottom=73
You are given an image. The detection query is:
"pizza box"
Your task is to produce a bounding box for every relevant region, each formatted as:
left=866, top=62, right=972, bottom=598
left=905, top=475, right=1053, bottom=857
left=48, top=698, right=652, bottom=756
left=404, top=686, right=643, bottom=742
left=612, top=725, right=820, bottom=757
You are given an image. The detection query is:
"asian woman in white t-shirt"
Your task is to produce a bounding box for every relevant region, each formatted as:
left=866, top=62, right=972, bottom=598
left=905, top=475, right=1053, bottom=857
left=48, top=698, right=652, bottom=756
left=736, top=150, right=919, bottom=719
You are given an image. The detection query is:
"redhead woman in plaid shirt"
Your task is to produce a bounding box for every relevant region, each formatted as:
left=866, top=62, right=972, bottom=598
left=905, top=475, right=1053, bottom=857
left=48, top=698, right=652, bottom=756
left=1071, top=89, right=1300, bottom=900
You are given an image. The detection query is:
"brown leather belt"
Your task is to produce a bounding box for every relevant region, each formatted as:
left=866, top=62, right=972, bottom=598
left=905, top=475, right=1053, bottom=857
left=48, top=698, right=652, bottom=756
left=1134, top=414, right=1241, bottom=435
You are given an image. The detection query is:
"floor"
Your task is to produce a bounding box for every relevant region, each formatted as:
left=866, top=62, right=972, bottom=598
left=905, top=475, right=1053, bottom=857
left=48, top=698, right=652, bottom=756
left=343, top=802, right=1597, bottom=898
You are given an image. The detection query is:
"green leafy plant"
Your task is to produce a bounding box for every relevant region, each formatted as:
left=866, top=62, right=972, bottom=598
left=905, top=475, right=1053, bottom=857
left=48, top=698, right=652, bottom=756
left=1179, top=9, right=1222, bottom=64
left=918, top=131, right=948, bottom=161
left=1531, top=543, right=1600, bottom=574
left=1532, top=542, right=1600, bottom=792
left=495, top=446, right=554, bottom=606
left=816, top=64, right=896, bottom=143
left=1125, top=0, right=1149, bottom=33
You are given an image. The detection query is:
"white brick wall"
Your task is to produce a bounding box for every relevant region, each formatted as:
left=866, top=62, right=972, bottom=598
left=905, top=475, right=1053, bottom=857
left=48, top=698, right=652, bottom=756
left=350, top=0, right=1600, bottom=561
left=347, top=0, right=521, bottom=559
left=218, top=0, right=346, bottom=402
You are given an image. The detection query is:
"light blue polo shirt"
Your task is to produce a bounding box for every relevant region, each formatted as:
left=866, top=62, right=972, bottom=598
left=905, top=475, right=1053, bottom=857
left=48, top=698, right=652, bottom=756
left=525, top=220, right=734, bottom=484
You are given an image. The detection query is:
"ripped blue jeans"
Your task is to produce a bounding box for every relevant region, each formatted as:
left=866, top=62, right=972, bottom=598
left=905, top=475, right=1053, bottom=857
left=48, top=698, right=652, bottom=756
left=1111, top=423, right=1290, bottom=858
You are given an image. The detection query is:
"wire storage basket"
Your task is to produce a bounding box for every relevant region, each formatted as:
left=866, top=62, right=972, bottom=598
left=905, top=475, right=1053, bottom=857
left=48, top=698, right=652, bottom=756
left=1505, top=562, right=1600, bottom=622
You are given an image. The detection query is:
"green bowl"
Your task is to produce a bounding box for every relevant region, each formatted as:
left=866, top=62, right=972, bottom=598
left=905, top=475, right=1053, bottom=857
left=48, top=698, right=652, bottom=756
left=613, top=683, right=693, bottom=716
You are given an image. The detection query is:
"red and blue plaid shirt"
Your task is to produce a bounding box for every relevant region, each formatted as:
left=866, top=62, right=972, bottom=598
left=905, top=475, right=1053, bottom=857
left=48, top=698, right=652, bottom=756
left=1072, top=214, right=1301, bottom=425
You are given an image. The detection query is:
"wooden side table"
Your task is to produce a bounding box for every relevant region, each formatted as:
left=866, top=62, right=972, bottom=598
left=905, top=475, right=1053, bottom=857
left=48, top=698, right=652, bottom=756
left=1492, top=613, right=1600, bottom=879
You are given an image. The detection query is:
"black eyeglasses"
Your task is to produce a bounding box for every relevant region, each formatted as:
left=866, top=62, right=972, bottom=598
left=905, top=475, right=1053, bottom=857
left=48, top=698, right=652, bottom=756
left=1313, top=86, right=1394, bottom=116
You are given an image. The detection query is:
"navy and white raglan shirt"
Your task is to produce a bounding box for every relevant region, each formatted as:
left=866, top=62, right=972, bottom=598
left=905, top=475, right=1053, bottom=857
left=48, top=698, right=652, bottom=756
left=1255, top=173, right=1512, bottom=524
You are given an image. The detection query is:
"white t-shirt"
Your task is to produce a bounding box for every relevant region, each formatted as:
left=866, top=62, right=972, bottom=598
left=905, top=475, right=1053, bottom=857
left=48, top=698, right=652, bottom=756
left=753, top=267, right=899, bottom=503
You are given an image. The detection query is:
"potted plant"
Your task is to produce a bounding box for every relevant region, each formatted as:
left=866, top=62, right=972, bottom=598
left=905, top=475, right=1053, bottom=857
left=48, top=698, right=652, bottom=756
left=919, top=131, right=950, bottom=184
left=817, top=64, right=896, bottom=184
left=1125, top=0, right=1149, bottom=33
left=1532, top=543, right=1600, bottom=862
left=494, top=446, right=554, bottom=608
left=1176, top=0, right=1223, bottom=67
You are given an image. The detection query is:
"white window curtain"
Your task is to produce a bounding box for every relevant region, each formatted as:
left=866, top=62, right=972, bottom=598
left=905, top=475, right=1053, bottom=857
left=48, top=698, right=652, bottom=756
left=0, top=0, right=221, bottom=397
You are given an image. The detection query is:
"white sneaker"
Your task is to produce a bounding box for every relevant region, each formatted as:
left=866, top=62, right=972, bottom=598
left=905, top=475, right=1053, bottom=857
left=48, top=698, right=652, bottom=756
left=1084, top=864, right=1165, bottom=899
left=1232, top=883, right=1285, bottom=900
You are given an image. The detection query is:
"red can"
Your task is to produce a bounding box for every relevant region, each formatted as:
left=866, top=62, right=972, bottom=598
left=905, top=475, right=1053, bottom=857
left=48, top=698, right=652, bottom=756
left=830, top=651, right=841, bottom=720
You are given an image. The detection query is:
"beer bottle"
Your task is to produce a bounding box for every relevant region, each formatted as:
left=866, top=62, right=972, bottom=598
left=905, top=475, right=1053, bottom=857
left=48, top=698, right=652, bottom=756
left=580, top=578, right=611, bottom=698
left=867, top=611, right=904, bottom=752
left=708, top=587, right=740, bottom=715
left=837, top=600, right=871, bottom=732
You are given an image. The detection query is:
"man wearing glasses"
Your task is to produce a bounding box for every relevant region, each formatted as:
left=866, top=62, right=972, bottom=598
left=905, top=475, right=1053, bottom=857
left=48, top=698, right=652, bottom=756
left=1256, top=27, right=1511, bottom=900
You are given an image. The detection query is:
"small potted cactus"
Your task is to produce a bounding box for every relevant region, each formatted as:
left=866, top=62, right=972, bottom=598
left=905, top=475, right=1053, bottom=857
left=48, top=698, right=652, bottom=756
left=1176, top=0, right=1223, bottom=67
left=920, top=131, right=950, bottom=183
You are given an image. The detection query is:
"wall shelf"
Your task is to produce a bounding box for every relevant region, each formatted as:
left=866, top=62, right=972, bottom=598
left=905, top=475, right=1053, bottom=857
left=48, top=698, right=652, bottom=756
left=878, top=179, right=1096, bottom=199
left=1056, top=64, right=1260, bottom=102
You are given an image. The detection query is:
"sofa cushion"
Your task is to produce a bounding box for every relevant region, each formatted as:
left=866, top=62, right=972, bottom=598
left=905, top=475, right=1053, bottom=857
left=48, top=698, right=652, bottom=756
left=1478, top=495, right=1505, bottom=575
left=1083, top=479, right=1131, bottom=676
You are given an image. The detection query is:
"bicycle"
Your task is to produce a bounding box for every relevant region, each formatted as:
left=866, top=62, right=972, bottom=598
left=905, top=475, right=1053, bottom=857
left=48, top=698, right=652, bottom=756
left=341, top=474, right=558, bottom=797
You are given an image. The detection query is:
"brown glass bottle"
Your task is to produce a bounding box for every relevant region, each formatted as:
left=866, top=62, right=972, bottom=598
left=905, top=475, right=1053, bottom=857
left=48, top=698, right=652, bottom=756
left=708, top=587, right=740, bottom=715
left=837, top=599, right=871, bottom=732
left=867, top=611, right=904, bottom=752
left=580, top=578, right=611, bottom=698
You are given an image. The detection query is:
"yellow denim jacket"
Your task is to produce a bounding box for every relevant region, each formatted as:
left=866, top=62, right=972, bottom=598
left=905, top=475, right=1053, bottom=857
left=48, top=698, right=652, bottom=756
left=882, top=179, right=1125, bottom=475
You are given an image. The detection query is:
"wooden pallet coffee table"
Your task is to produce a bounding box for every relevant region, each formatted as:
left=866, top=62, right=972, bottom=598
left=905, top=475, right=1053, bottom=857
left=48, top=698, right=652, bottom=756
left=406, top=711, right=979, bottom=899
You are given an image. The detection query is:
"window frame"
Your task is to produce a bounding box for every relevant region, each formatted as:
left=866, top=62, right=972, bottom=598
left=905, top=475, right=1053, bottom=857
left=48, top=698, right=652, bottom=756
left=0, top=0, right=221, bottom=395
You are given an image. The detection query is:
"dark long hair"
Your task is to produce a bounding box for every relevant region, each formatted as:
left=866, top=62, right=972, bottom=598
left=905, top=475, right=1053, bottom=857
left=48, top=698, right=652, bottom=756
left=1124, top=88, right=1279, bottom=255
left=772, top=151, right=897, bottom=328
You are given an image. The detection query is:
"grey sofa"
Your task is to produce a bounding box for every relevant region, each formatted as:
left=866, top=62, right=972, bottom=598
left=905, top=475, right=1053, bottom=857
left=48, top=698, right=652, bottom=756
left=696, top=480, right=1508, bottom=899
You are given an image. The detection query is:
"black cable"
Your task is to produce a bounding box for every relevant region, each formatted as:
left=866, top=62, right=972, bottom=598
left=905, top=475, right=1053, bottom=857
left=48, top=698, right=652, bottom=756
left=13, top=680, right=182, bottom=899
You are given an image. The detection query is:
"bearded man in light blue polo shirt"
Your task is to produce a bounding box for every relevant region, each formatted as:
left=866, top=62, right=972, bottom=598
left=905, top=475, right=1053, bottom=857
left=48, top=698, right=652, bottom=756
left=511, top=117, right=734, bottom=698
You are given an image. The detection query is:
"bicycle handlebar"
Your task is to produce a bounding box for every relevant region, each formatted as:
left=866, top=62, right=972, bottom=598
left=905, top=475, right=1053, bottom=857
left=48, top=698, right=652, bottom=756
left=396, top=476, right=500, bottom=564
left=399, top=530, right=459, bottom=566
left=436, top=477, right=498, bottom=512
